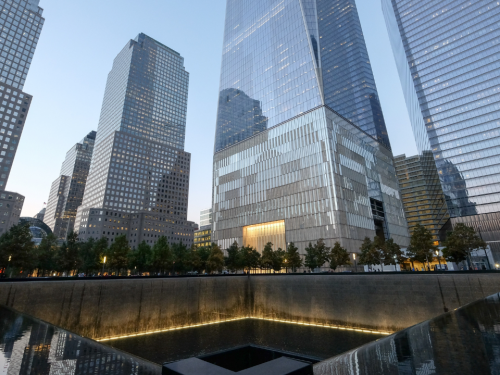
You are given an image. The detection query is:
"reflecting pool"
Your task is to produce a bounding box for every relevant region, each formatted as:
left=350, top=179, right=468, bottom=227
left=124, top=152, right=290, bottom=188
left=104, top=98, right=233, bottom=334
left=106, top=319, right=384, bottom=364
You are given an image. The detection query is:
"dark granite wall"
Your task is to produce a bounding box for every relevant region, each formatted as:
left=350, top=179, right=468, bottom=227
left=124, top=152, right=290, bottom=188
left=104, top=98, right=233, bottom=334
left=0, top=274, right=498, bottom=339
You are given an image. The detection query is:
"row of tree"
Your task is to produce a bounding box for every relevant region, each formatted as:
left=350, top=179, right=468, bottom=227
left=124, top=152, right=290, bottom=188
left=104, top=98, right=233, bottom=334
left=0, top=222, right=488, bottom=277
left=0, top=225, right=226, bottom=277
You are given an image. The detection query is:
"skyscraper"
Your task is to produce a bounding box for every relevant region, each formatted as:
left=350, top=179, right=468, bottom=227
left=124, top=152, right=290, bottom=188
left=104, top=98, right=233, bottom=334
left=45, top=131, right=96, bottom=239
left=212, top=0, right=409, bottom=256
left=382, top=0, right=500, bottom=260
left=214, top=0, right=391, bottom=153
left=394, top=152, right=450, bottom=244
left=75, top=34, right=195, bottom=248
left=0, top=0, right=44, bottom=232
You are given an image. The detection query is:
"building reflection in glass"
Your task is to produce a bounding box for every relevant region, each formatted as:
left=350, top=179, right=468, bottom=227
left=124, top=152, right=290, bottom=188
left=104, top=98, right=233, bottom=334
left=0, top=306, right=160, bottom=375
left=315, top=293, right=500, bottom=375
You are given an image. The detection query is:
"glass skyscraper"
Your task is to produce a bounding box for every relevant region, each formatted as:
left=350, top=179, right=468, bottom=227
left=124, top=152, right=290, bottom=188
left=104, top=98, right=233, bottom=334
left=214, top=0, right=391, bottom=153
left=75, top=34, right=196, bottom=248
left=212, top=0, right=409, bottom=258
left=382, top=0, right=500, bottom=260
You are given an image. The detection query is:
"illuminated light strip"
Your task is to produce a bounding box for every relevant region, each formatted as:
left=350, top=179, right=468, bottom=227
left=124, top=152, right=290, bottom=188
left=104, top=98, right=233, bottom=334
left=96, top=317, right=392, bottom=342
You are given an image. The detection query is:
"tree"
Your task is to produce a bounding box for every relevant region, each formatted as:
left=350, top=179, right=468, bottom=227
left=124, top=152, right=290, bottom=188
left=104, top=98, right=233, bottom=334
left=329, top=242, right=351, bottom=271
left=260, top=242, right=274, bottom=271
left=206, top=244, right=225, bottom=274
left=1, top=224, right=36, bottom=277
left=358, top=237, right=383, bottom=270
left=304, top=239, right=330, bottom=272
left=79, top=237, right=106, bottom=276
left=407, top=224, right=436, bottom=270
left=285, top=242, right=302, bottom=272
left=152, top=236, right=172, bottom=275
left=36, top=233, right=58, bottom=276
left=108, top=235, right=130, bottom=275
left=189, top=245, right=211, bottom=274
left=172, top=241, right=189, bottom=274
left=272, top=248, right=285, bottom=273
left=383, top=238, right=405, bottom=271
left=129, top=241, right=152, bottom=274
left=443, top=223, right=487, bottom=269
left=55, top=231, right=82, bottom=276
left=225, top=241, right=240, bottom=273
left=238, top=245, right=260, bottom=273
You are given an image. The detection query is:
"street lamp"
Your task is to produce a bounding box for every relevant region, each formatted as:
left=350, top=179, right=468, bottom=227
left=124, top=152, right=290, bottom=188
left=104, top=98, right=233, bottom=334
left=353, top=253, right=357, bottom=272
left=496, top=264, right=499, bottom=270
left=102, top=256, right=106, bottom=276
left=393, top=255, right=397, bottom=272
left=435, top=250, right=441, bottom=271
left=284, top=259, right=288, bottom=274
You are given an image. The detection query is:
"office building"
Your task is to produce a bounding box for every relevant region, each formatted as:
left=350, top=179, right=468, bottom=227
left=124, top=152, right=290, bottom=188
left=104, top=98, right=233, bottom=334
left=194, top=208, right=212, bottom=247
left=382, top=0, right=500, bottom=260
left=0, top=0, right=44, bottom=231
left=44, top=131, right=96, bottom=239
left=212, top=0, right=409, bottom=255
left=75, top=34, right=195, bottom=248
left=395, top=151, right=450, bottom=244
left=0, top=190, right=22, bottom=234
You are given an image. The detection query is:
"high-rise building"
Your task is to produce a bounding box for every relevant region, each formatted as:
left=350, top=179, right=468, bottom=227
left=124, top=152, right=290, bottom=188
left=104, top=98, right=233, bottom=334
left=214, top=0, right=391, bottom=153
left=212, top=0, right=409, bottom=256
left=382, top=0, right=500, bottom=260
left=194, top=208, right=212, bottom=248
left=34, top=207, right=45, bottom=221
left=0, top=0, right=44, bottom=231
left=44, top=131, right=96, bottom=239
left=75, top=34, right=195, bottom=248
left=394, top=152, right=450, bottom=244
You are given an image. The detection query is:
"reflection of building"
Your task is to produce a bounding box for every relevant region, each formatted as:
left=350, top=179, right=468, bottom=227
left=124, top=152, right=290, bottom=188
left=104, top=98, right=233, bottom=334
left=214, top=0, right=391, bottom=153
left=395, top=152, right=450, bottom=244
left=212, top=0, right=408, bottom=256
left=0, top=0, right=44, bottom=231
left=45, top=131, right=96, bottom=240
left=75, top=34, right=195, bottom=249
left=383, top=0, right=500, bottom=261
left=0, top=192, right=23, bottom=234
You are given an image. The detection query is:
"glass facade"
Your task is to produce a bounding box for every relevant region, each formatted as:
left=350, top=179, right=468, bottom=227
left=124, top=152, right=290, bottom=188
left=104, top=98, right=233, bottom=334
left=75, top=34, right=195, bottom=248
left=45, top=131, right=96, bottom=239
left=394, top=151, right=450, bottom=244
left=200, top=207, right=212, bottom=227
left=213, top=106, right=409, bottom=254
left=214, top=0, right=391, bottom=153
left=194, top=227, right=211, bottom=248
left=382, top=0, right=500, bottom=219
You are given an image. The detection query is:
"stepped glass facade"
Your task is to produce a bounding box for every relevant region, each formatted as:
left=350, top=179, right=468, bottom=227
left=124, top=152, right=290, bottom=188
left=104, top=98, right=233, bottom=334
left=394, top=151, right=450, bottom=244
left=212, top=0, right=409, bottom=256
left=75, top=34, right=195, bottom=248
left=45, top=131, right=96, bottom=240
left=382, top=0, right=500, bottom=260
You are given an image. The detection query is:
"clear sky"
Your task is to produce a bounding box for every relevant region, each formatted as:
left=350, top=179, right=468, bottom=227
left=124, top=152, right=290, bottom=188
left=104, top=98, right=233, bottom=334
left=9, top=0, right=418, bottom=225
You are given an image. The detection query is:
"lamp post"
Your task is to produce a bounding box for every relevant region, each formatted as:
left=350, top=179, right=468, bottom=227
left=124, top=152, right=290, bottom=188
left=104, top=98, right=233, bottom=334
left=284, top=259, right=288, bottom=274
left=353, top=253, right=357, bottom=272
left=393, top=255, right=397, bottom=272
left=7, top=255, right=11, bottom=279
left=496, top=264, right=499, bottom=271
left=102, top=256, right=106, bottom=276
left=436, top=250, right=441, bottom=271
left=172, top=261, right=175, bottom=276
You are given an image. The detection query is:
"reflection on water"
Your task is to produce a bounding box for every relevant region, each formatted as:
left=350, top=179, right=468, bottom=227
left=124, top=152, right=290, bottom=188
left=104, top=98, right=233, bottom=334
left=0, top=305, right=160, bottom=375
left=315, top=293, right=500, bottom=375
left=107, top=320, right=384, bottom=365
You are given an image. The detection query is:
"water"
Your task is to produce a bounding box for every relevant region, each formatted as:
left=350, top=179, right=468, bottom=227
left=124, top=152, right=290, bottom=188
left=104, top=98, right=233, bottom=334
left=106, top=319, right=384, bottom=364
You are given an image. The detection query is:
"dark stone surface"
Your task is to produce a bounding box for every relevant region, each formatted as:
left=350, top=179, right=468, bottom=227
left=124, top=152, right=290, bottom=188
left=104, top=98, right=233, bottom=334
left=0, top=274, right=499, bottom=339
left=314, top=292, right=500, bottom=374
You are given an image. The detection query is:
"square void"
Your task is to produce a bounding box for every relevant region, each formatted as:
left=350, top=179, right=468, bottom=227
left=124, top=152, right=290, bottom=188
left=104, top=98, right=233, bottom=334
left=243, top=220, right=286, bottom=251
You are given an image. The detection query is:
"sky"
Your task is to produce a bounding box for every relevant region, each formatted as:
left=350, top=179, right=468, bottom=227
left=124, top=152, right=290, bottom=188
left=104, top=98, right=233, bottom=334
left=8, top=0, right=418, bottom=225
